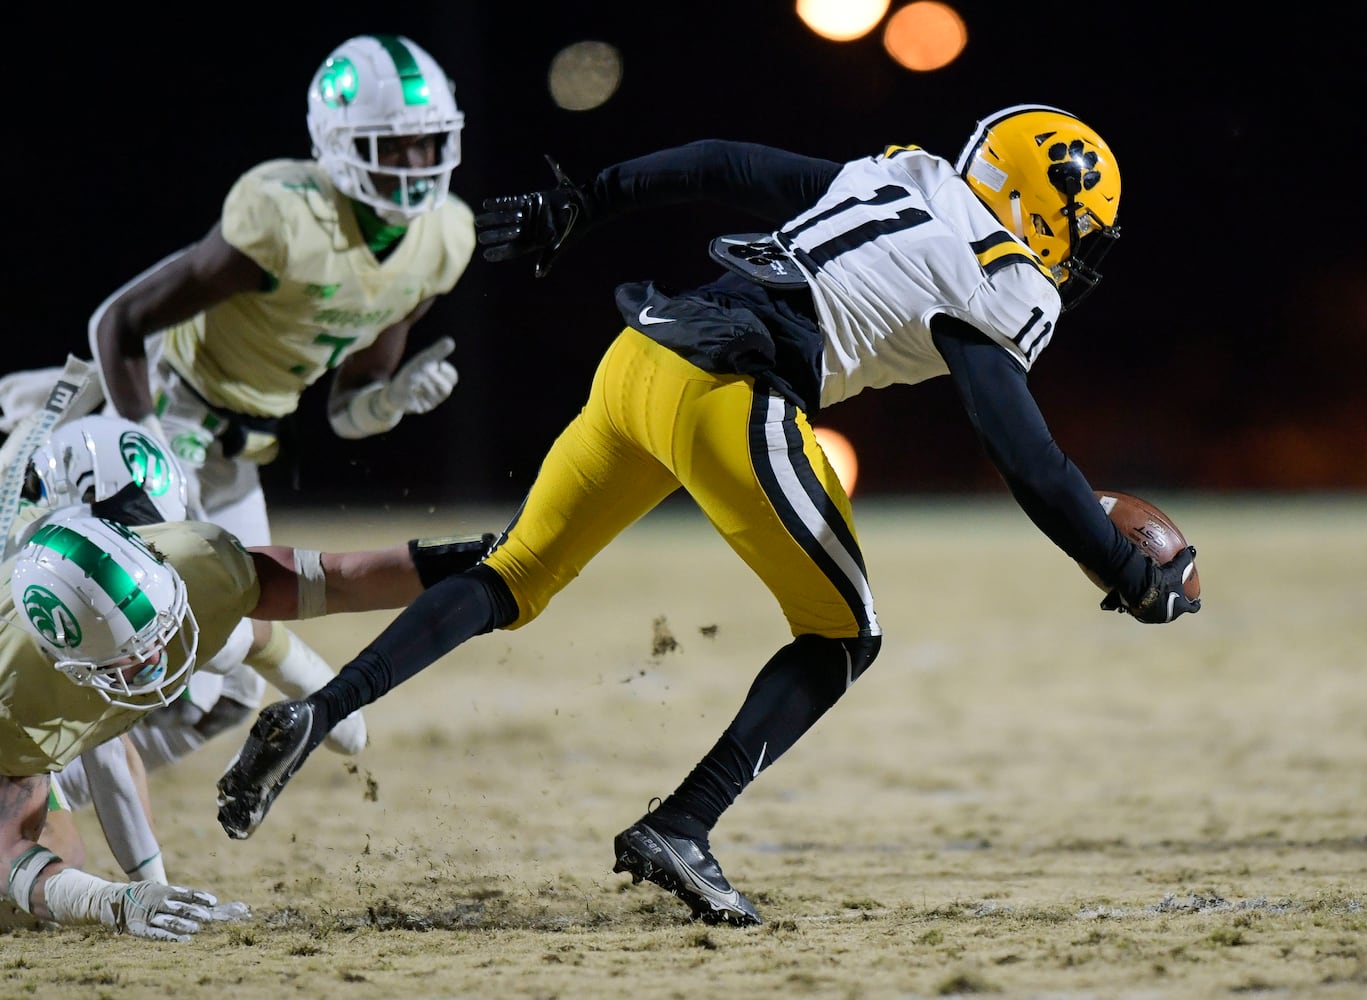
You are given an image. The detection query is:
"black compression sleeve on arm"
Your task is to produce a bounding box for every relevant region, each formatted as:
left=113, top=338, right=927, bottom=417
left=586, top=140, right=842, bottom=227
left=931, top=317, right=1149, bottom=596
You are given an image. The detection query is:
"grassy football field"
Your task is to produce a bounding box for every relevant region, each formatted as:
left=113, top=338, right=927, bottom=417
left=3, top=494, right=1365, bottom=999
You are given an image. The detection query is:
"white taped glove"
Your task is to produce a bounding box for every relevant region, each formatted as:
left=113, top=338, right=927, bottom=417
left=120, top=882, right=218, bottom=941
left=44, top=870, right=249, bottom=942
left=328, top=337, right=458, bottom=439
left=385, top=336, right=458, bottom=415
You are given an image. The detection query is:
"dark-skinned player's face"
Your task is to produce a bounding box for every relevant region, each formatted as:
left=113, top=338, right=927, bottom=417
left=365, top=133, right=443, bottom=201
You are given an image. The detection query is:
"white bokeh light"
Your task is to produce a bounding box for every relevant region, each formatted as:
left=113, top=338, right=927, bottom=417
left=548, top=40, right=623, bottom=111
left=796, top=0, right=891, bottom=42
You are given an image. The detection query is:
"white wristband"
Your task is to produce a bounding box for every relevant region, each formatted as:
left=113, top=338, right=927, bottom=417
left=6, top=846, right=60, bottom=913
left=294, top=549, right=327, bottom=618
left=327, top=382, right=402, bottom=439
left=43, top=868, right=123, bottom=927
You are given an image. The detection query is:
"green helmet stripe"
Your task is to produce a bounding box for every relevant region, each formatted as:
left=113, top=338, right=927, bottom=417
left=370, top=34, right=430, bottom=106
left=29, top=523, right=157, bottom=632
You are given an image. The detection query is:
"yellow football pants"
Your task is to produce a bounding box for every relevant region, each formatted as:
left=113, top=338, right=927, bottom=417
left=483, top=326, right=879, bottom=639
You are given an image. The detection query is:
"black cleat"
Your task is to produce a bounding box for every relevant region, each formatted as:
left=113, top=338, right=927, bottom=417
left=613, top=821, right=761, bottom=926
left=216, top=700, right=316, bottom=840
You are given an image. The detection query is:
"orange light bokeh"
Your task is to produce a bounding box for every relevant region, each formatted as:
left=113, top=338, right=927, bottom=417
left=795, top=0, right=891, bottom=42
left=883, top=1, right=967, bottom=71
left=813, top=427, right=860, bottom=497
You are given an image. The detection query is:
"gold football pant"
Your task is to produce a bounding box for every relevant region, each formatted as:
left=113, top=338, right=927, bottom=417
left=483, top=326, right=879, bottom=641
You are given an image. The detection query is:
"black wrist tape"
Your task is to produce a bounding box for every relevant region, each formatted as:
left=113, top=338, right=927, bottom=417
left=408, top=532, right=496, bottom=589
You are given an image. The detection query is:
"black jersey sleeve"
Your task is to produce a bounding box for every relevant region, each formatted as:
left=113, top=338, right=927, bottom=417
left=584, top=140, right=842, bottom=228
left=930, top=316, right=1150, bottom=598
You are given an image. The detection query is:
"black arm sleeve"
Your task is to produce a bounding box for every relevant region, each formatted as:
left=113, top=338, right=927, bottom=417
left=930, top=316, right=1150, bottom=598
left=584, top=139, right=842, bottom=229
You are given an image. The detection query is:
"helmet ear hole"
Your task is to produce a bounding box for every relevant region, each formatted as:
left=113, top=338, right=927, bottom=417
left=1030, top=215, right=1055, bottom=249
left=21, top=464, right=42, bottom=502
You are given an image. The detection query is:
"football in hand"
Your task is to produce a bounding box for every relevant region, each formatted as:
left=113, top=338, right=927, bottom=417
left=1080, top=491, right=1200, bottom=599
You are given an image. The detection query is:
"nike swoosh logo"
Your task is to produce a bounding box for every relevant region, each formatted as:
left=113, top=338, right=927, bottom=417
left=752, top=742, right=768, bottom=778
left=638, top=306, right=674, bottom=326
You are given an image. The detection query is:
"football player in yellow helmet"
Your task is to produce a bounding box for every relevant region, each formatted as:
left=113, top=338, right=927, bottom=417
left=218, top=107, right=1198, bottom=928
left=956, top=104, right=1121, bottom=310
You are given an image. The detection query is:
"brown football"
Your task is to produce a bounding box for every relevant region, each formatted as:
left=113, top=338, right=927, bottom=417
left=1080, top=491, right=1200, bottom=599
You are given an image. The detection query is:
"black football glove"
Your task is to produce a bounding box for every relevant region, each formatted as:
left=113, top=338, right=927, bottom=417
left=475, top=154, right=587, bottom=277
left=1100, top=544, right=1201, bottom=623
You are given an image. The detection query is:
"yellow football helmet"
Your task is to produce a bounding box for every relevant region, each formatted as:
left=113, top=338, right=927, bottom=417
left=956, top=104, right=1120, bottom=309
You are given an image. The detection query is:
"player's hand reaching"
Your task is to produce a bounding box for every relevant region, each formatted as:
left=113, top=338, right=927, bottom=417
left=476, top=155, right=587, bottom=277
left=117, top=882, right=242, bottom=942
left=1100, top=545, right=1201, bottom=623
left=384, top=337, right=458, bottom=416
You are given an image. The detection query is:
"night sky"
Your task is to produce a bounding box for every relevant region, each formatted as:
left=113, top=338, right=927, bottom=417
left=17, top=4, right=1364, bottom=507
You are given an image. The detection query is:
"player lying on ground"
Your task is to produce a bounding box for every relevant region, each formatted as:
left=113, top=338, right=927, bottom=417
left=8, top=410, right=369, bottom=886
left=1, top=502, right=492, bottom=940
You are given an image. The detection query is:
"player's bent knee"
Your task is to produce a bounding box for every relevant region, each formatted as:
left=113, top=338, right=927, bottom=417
left=841, top=634, right=881, bottom=681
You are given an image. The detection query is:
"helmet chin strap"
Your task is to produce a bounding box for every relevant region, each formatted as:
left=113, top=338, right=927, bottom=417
left=1057, top=173, right=1085, bottom=269
left=1008, top=191, right=1025, bottom=240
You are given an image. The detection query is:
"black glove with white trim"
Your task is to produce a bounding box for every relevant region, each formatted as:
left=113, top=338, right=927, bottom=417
left=475, top=155, right=587, bottom=277
left=1100, top=545, right=1201, bottom=623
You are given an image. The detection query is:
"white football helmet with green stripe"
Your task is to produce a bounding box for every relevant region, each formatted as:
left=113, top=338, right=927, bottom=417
left=10, top=513, right=198, bottom=710
left=307, top=33, right=464, bottom=223
left=26, top=414, right=188, bottom=522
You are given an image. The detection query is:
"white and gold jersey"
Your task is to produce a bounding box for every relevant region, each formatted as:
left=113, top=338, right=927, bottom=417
left=0, top=520, right=258, bottom=775
left=775, top=146, right=1062, bottom=408
left=160, top=159, right=475, bottom=418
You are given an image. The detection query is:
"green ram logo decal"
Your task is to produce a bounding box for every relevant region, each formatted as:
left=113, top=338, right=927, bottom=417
left=316, top=56, right=358, bottom=108
left=120, top=430, right=174, bottom=499
left=22, top=584, right=81, bottom=649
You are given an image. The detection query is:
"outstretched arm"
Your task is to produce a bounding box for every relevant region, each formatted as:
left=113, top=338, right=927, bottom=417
left=931, top=318, right=1149, bottom=597
left=247, top=532, right=496, bottom=619
left=584, top=140, right=842, bottom=226
left=476, top=142, right=843, bottom=276
left=247, top=544, right=421, bottom=620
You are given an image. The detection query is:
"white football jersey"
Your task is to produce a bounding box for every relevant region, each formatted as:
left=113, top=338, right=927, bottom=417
left=776, top=146, right=1062, bottom=408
